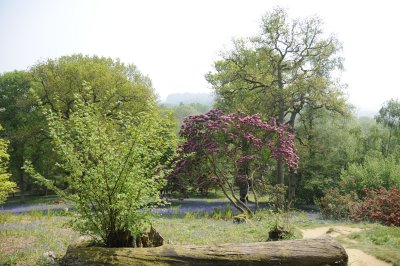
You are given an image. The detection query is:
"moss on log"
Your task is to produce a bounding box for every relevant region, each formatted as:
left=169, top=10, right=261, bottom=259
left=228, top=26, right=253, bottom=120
left=63, top=236, right=347, bottom=266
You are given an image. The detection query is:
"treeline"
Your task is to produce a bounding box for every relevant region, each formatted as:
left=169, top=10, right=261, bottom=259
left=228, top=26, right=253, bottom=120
left=0, top=7, right=399, bottom=209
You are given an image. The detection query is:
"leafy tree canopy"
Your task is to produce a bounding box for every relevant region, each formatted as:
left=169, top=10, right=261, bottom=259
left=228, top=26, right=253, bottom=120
left=0, top=71, right=52, bottom=200
left=207, top=7, right=347, bottom=127
left=31, top=54, right=156, bottom=118
left=206, top=8, right=348, bottom=184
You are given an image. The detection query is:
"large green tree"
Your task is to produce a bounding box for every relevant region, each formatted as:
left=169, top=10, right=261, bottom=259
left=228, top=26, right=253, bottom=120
left=375, top=98, right=400, bottom=157
left=206, top=7, right=347, bottom=184
left=295, top=106, right=359, bottom=202
left=0, top=55, right=159, bottom=200
left=0, top=124, right=16, bottom=204
left=31, top=54, right=155, bottom=118
left=0, top=71, right=54, bottom=201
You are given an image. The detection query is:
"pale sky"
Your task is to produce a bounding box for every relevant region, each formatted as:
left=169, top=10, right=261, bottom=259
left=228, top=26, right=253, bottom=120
left=0, top=0, right=399, bottom=114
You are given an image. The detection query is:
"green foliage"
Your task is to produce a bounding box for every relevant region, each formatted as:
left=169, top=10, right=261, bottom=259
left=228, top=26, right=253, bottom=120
left=31, top=54, right=155, bottom=118
left=295, top=107, right=359, bottom=203
left=25, top=87, right=177, bottom=247
left=0, top=55, right=160, bottom=200
left=160, top=102, right=211, bottom=132
left=172, top=103, right=211, bottom=122
left=376, top=98, right=400, bottom=131
left=258, top=184, right=288, bottom=211
left=254, top=209, right=295, bottom=241
left=207, top=7, right=346, bottom=124
left=375, top=98, right=400, bottom=157
left=0, top=125, right=16, bottom=204
left=207, top=7, right=347, bottom=185
left=340, top=154, right=400, bottom=195
left=0, top=71, right=53, bottom=199
left=210, top=205, right=234, bottom=220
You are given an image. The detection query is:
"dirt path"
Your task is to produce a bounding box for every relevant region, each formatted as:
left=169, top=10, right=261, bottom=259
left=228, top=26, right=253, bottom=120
left=301, top=226, right=392, bottom=266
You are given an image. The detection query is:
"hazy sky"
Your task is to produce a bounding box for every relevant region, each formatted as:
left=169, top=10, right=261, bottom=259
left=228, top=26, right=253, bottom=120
left=0, top=0, right=399, bottom=113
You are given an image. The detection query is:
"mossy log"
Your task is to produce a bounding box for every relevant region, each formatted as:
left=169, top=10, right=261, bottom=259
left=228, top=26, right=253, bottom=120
left=63, top=236, right=347, bottom=266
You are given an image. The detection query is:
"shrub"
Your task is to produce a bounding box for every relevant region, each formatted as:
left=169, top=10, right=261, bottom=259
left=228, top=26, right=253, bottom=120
left=265, top=184, right=288, bottom=211
left=351, top=187, right=400, bottom=226
left=25, top=87, right=177, bottom=247
left=171, top=110, right=299, bottom=217
left=340, top=154, right=400, bottom=196
left=319, top=188, right=358, bottom=220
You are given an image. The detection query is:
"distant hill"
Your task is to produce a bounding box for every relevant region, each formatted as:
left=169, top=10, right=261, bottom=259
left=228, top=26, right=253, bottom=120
left=164, top=93, right=214, bottom=106
left=355, top=107, right=378, bottom=118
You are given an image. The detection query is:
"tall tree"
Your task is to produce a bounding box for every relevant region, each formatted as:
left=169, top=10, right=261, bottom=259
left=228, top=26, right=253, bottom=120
left=206, top=7, right=347, bottom=184
left=0, top=71, right=53, bottom=201
left=0, top=55, right=161, bottom=200
left=375, top=98, right=400, bottom=157
left=295, top=106, right=359, bottom=202
left=31, top=54, right=155, bottom=119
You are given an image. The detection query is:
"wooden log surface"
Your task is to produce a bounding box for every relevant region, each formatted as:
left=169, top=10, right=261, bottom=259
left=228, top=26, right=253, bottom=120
left=62, top=236, right=348, bottom=266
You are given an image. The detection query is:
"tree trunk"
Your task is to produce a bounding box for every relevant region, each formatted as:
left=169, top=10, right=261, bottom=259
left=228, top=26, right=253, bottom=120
left=277, top=65, right=285, bottom=185
left=287, top=171, right=297, bottom=208
left=385, top=126, right=392, bottom=157
left=12, top=143, right=26, bottom=203
left=63, top=236, right=348, bottom=266
left=236, top=140, right=250, bottom=203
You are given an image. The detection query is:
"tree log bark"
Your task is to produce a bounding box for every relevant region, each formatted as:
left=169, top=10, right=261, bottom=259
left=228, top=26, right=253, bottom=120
left=63, top=236, right=347, bottom=266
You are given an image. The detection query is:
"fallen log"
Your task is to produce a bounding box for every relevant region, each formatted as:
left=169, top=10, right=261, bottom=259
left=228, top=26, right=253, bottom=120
left=63, top=236, right=348, bottom=266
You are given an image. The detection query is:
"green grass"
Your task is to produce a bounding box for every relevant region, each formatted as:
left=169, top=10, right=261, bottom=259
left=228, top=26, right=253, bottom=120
left=0, top=210, right=80, bottom=266
left=1, top=204, right=400, bottom=266
left=342, top=224, right=400, bottom=266
left=153, top=211, right=301, bottom=245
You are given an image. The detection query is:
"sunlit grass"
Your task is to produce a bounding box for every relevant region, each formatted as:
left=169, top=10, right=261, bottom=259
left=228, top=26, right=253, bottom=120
left=153, top=217, right=300, bottom=245
left=2, top=204, right=400, bottom=266
left=341, top=224, right=400, bottom=266
left=0, top=210, right=80, bottom=266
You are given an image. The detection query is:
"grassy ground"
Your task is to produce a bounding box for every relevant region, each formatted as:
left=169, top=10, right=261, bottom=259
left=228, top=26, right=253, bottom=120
left=0, top=210, right=80, bottom=266
left=153, top=211, right=302, bottom=245
left=0, top=204, right=399, bottom=265
left=337, top=223, right=400, bottom=266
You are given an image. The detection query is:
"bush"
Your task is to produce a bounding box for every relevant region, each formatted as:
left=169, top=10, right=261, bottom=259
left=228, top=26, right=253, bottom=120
left=264, top=184, right=288, bottom=211
left=351, top=187, right=400, bottom=226
left=340, top=154, right=400, bottom=196
left=319, top=188, right=358, bottom=220
left=26, top=87, right=177, bottom=247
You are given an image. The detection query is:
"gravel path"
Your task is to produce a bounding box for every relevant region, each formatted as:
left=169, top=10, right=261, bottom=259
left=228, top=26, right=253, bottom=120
left=302, top=226, right=392, bottom=266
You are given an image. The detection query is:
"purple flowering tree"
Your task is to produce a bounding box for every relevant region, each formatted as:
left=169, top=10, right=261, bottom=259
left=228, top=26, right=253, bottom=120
left=170, top=109, right=299, bottom=217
